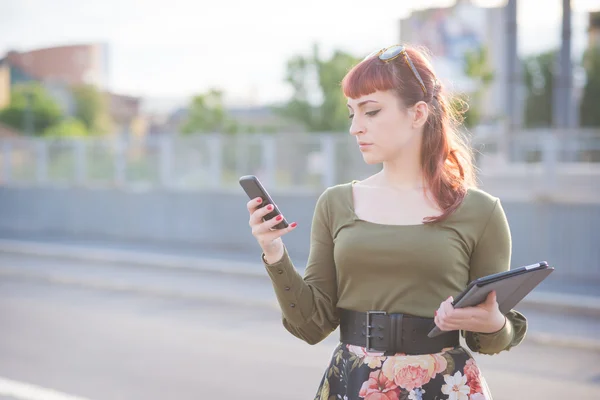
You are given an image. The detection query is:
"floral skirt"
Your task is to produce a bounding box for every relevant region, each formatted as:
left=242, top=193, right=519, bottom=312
left=314, top=342, right=493, bottom=400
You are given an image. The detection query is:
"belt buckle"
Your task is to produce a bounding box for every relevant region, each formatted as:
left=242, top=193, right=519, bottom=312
left=365, top=310, right=386, bottom=352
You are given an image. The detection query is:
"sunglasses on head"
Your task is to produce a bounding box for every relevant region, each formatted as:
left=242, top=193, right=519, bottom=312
left=364, top=44, right=427, bottom=96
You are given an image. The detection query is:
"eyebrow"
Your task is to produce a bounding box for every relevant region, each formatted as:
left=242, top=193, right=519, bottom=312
left=347, top=100, right=379, bottom=110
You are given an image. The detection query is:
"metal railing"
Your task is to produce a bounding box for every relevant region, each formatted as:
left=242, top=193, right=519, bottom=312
left=1, top=129, right=599, bottom=197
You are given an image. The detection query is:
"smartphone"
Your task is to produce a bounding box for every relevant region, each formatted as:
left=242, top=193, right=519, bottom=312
left=239, top=175, right=289, bottom=229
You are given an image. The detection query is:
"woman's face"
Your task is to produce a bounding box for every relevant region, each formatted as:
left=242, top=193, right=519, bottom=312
left=347, top=89, right=423, bottom=165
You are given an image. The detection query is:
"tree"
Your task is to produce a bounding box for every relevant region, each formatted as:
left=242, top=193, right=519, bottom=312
left=71, top=84, right=112, bottom=135
left=523, top=50, right=556, bottom=128
left=180, top=89, right=238, bottom=134
left=0, top=82, right=63, bottom=135
left=275, top=44, right=360, bottom=132
left=461, top=46, right=495, bottom=128
left=579, top=47, right=600, bottom=127
left=43, top=117, right=88, bottom=137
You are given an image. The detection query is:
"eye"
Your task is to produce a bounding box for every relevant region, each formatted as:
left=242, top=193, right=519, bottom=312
left=348, top=114, right=354, bottom=119
left=366, top=109, right=381, bottom=117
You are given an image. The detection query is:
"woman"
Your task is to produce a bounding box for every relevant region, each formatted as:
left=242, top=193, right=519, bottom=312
left=245, top=44, right=527, bottom=400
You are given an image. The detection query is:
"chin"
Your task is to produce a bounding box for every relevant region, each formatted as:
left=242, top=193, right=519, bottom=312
left=360, top=153, right=384, bottom=165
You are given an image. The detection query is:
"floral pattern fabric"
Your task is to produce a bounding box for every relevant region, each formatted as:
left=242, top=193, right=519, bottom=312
left=315, top=343, right=492, bottom=400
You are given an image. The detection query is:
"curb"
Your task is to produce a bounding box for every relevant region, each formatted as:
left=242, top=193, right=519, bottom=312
left=0, top=268, right=280, bottom=311
left=518, top=291, right=600, bottom=319
left=0, top=239, right=269, bottom=279
left=2, top=268, right=600, bottom=353
left=524, top=332, right=600, bottom=352
left=1, top=239, right=599, bottom=317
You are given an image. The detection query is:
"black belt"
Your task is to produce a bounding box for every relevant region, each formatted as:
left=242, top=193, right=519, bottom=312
left=339, top=308, right=460, bottom=355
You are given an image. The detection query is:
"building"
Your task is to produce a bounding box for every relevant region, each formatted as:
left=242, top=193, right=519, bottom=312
left=398, top=0, right=515, bottom=128
left=0, top=122, right=20, bottom=137
left=0, top=43, right=109, bottom=114
left=3, top=43, right=109, bottom=88
left=0, top=61, right=10, bottom=109
left=147, top=104, right=304, bottom=135
left=0, top=43, right=146, bottom=136
left=108, top=92, right=146, bottom=137
left=589, top=11, right=600, bottom=49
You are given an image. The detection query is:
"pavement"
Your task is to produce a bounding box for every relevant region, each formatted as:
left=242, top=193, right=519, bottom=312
left=0, top=232, right=599, bottom=351
left=2, top=279, right=598, bottom=400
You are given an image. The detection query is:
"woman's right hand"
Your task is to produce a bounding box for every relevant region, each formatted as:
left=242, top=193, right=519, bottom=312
left=247, top=197, right=298, bottom=264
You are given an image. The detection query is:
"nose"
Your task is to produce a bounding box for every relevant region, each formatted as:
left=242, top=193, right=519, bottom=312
left=349, top=117, right=364, bottom=136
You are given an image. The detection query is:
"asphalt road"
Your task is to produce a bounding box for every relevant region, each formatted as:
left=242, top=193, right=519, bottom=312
left=1, top=274, right=600, bottom=400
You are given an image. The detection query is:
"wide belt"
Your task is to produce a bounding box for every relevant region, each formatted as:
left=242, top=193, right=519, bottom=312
left=339, top=308, right=460, bottom=355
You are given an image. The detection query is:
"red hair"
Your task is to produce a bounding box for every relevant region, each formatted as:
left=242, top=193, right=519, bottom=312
left=341, top=45, right=476, bottom=223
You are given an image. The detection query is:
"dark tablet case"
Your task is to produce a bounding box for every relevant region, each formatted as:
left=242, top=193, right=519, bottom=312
left=427, top=262, right=554, bottom=338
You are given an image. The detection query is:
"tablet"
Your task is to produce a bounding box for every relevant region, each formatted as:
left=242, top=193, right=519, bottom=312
left=428, top=261, right=554, bottom=338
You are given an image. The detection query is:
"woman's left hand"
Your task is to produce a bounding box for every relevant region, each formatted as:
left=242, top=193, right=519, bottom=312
left=434, top=291, right=506, bottom=334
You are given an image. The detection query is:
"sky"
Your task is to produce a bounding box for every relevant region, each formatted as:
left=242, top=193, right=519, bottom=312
left=1, top=0, right=599, bottom=112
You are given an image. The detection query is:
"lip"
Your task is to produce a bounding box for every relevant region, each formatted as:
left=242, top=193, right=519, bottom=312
left=358, top=142, right=373, bottom=150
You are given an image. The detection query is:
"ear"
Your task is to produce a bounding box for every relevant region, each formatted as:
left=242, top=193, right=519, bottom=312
left=411, top=101, right=429, bottom=129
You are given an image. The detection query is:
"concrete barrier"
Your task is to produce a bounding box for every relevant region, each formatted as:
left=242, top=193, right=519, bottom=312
left=0, top=185, right=598, bottom=282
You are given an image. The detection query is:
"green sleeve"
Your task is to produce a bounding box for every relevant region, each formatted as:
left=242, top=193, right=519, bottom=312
left=462, top=199, right=528, bottom=355
left=261, top=189, right=339, bottom=345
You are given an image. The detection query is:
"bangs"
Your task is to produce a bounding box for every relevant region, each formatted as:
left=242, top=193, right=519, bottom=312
left=341, top=58, right=397, bottom=99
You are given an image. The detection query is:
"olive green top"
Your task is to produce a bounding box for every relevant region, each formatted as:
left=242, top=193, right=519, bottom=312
left=262, top=182, right=527, bottom=355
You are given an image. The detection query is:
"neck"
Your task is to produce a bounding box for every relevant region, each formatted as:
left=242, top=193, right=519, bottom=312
left=379, top=147, right=424, bottom=190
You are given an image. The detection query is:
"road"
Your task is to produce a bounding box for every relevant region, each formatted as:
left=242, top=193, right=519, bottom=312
left=0, top=253, right=599, bottom=399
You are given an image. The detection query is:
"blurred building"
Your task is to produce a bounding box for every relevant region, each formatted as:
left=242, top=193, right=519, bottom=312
left=589, top=11, right=600, bottom=48
left=107, top=92, right=146, bottom=137
left=0, top=43, right=146, bottom=136
left=227, top=106, right=304, bottom=133
left=0, top=122, right=20, bottom=137
left=0, top=62, right=9, bottom=109
left=147, top=105, right=303, bottom=135
left=399, top=0, right=518, bottom=128
left=2, top=43, right=109, bottom=88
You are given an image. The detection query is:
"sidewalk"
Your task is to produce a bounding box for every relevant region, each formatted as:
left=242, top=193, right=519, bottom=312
left=0, top=232, right=309, bottom=279
left=0, top=233, right=598, bottom=313
left=1, top=234, right=599, bottom=351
